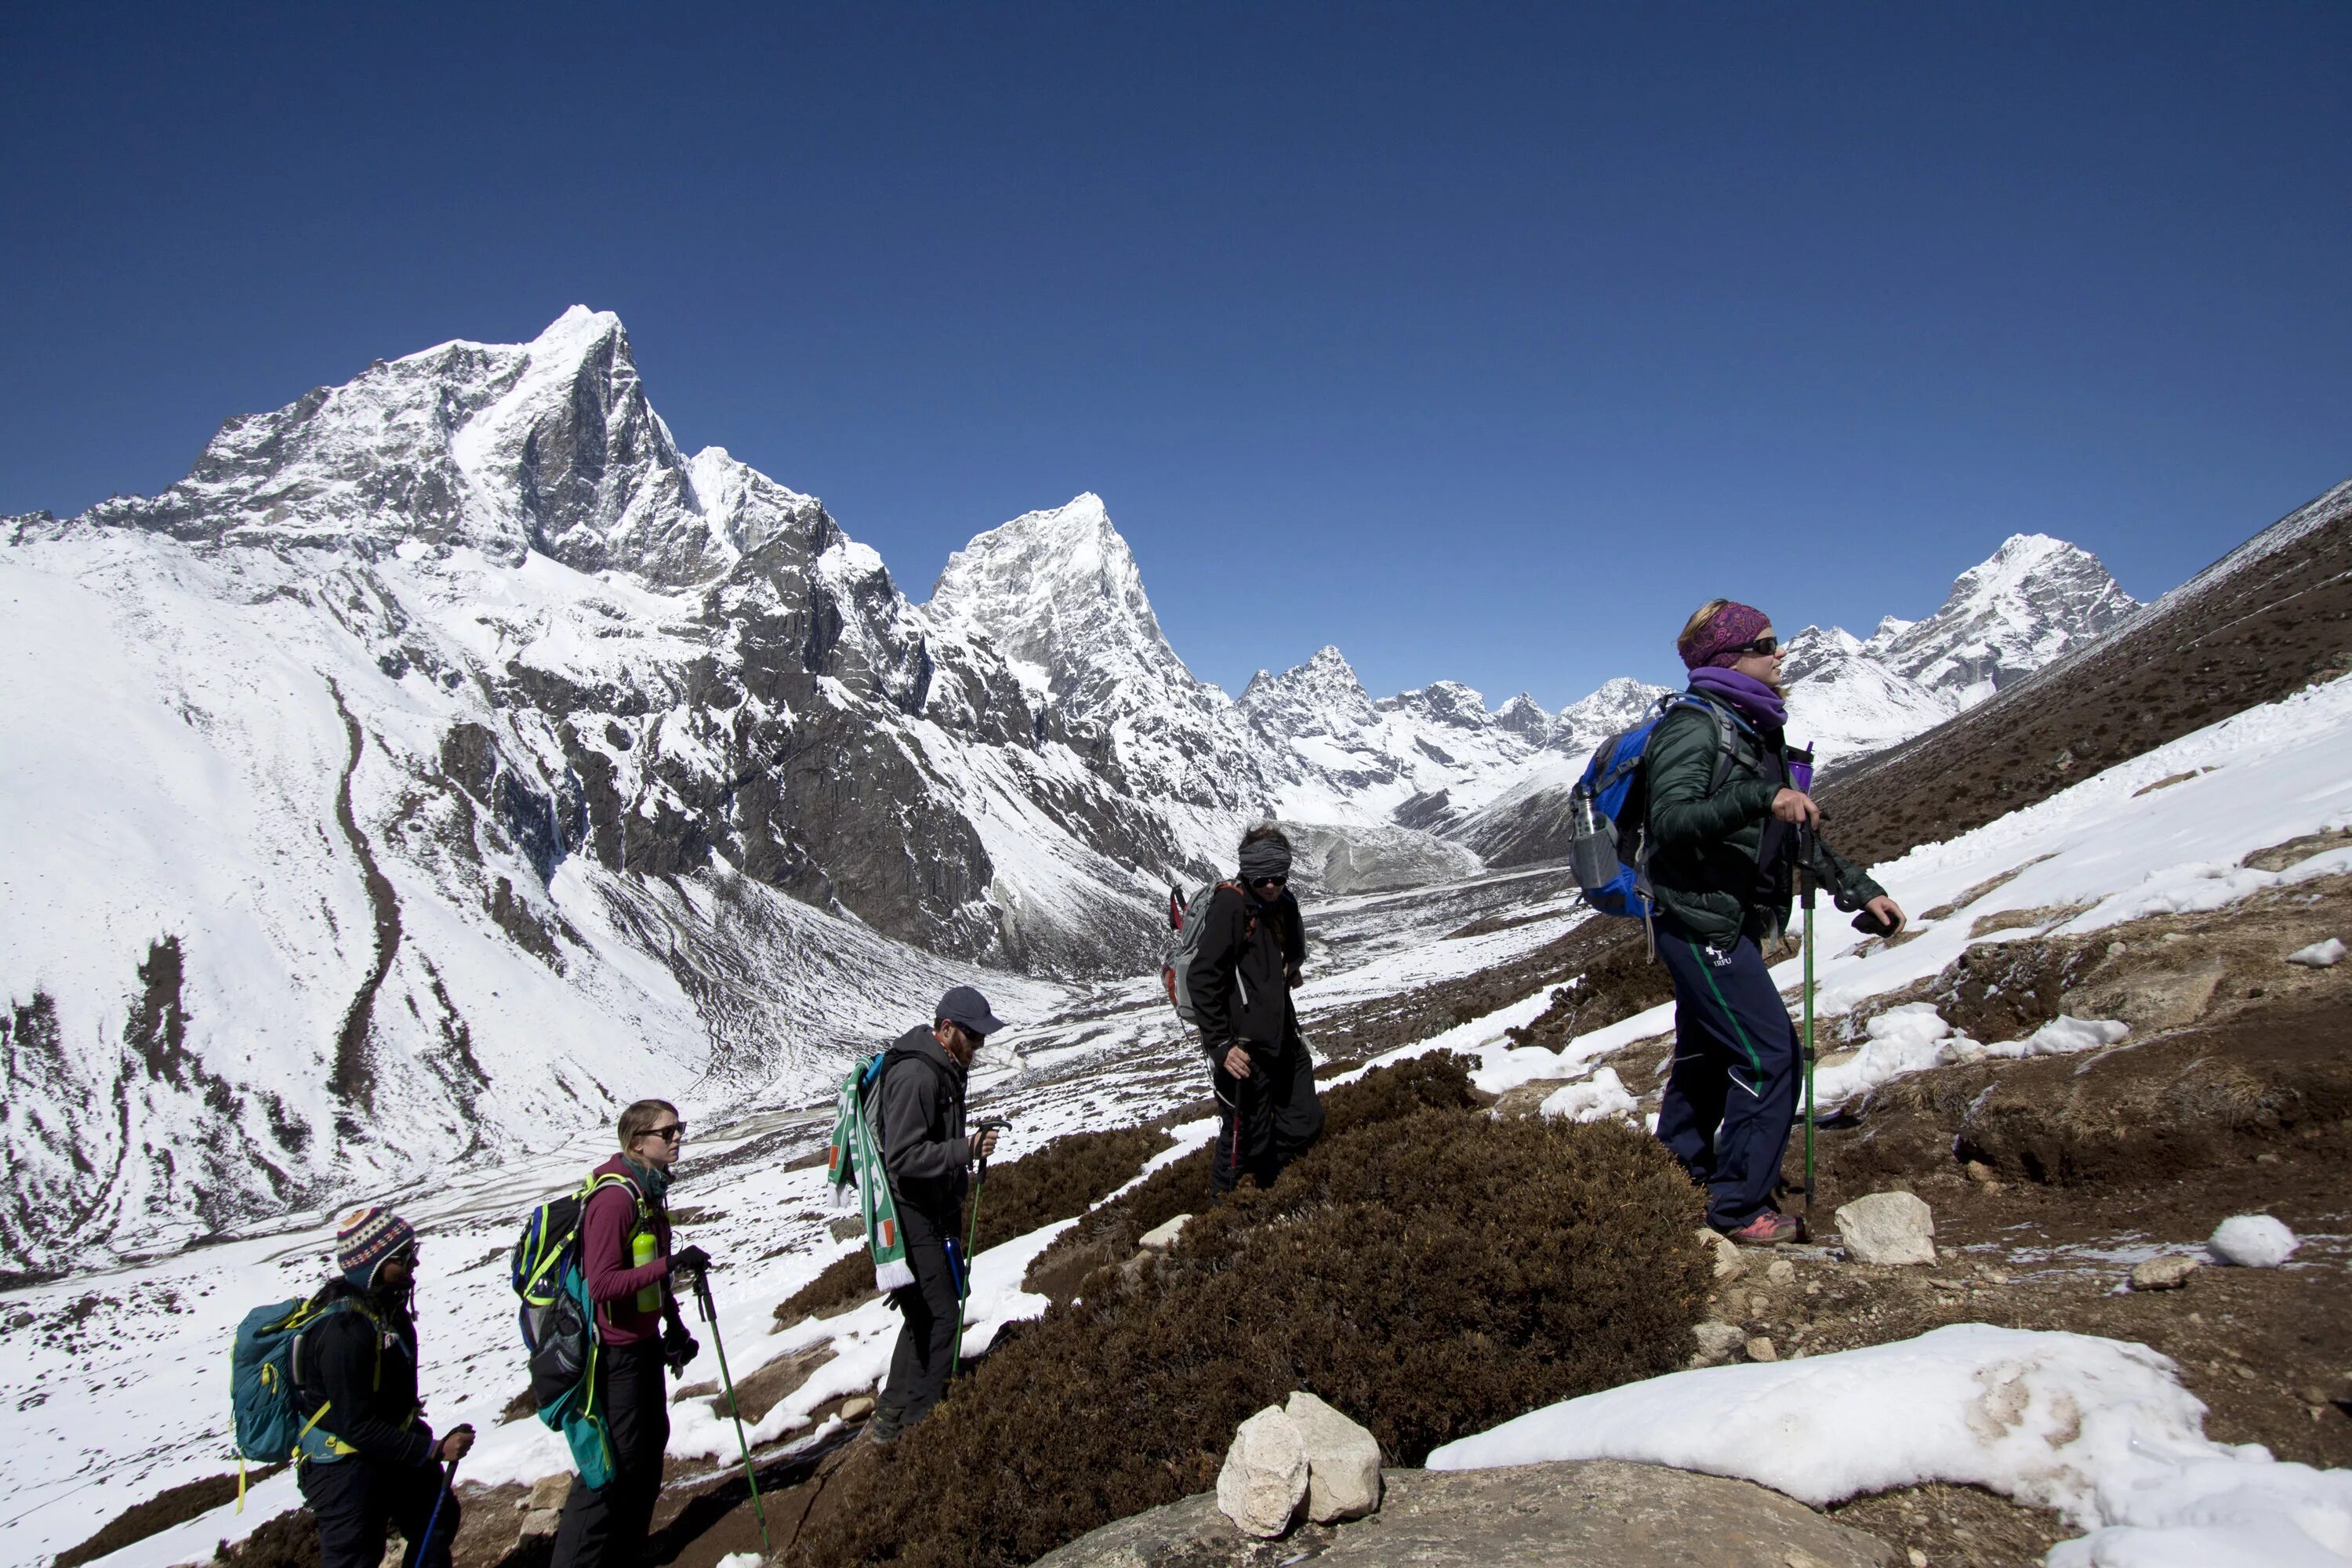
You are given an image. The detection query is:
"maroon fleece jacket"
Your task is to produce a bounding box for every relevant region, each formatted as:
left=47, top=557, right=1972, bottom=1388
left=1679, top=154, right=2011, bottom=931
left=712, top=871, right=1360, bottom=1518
left=579, top=1153, right=683, bottom=1345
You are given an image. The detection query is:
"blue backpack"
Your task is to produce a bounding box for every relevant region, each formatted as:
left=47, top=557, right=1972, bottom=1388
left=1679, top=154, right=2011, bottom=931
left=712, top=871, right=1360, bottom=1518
left=228, top=1291, right=372, bottom=1508
left=1569, top=694, right=1744, bottom=918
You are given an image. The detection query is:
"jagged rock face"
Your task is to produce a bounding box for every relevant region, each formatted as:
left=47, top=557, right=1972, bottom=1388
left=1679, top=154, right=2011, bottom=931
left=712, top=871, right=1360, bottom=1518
left=1783, top=535, right=2140, bottom=763
left=1238, top=646, right=1378, bottom=738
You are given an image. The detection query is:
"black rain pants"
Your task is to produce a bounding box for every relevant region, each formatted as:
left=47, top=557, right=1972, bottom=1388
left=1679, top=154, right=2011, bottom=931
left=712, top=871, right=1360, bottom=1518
left=875, top=1206, right=964, bottom=1435
left=1654, top=923, right=1802, bottom=1232
left=298, top=1453, right=458, bottom=1568
left=1210, top=1035, right=1325, bottom=1196
left=550, top=1339, right=670, bottom=1568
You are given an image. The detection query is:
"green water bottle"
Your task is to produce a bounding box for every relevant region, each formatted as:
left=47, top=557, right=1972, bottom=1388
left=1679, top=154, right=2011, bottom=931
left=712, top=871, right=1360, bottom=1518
left=633, top=1230, right=659, bottom=1313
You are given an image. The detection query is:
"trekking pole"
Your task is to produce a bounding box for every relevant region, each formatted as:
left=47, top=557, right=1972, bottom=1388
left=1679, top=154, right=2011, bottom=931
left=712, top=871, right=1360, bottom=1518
left=955, top=1118, right=1011, bottom=1377
left=1798, top=826, right=1819, bottom=1237
left=691, top=1269, right=770, bottom=1552
left=411, top=1426, right=470, bottom=1567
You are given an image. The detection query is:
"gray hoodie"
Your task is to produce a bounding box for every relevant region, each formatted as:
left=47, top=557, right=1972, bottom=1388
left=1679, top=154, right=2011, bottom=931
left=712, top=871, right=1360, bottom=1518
left=877, top=1025, right=972, bottom=1230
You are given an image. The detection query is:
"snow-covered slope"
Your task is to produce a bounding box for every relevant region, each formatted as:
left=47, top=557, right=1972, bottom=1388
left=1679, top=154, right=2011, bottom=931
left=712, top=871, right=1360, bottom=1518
left=1784, top=534, right=2140, bottom=762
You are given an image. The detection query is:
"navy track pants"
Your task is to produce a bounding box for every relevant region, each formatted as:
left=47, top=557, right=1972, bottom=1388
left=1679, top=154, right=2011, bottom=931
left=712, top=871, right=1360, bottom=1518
left=1654, top=925, right=1800, bottom=1232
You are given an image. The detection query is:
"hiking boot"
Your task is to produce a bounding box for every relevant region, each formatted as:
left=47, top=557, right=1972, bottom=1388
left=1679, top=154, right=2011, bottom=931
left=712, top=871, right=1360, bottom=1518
left=864, top=1414, right=901, bottom=1446
left=1723, top=1211, right=1800, bottom=1247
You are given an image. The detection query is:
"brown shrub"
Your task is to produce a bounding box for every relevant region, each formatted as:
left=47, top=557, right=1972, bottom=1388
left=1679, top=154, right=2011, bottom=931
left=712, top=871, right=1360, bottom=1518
left=1023, top=1052, right=1486, bottom=1304
left=772, top=1123, right=1173, bottom=1327
left=210, top=1505, right=316, bottom=1565
left=793, top=1106, right=1708, bottom=1568
left=54, top=1468, right=285, bottom=1568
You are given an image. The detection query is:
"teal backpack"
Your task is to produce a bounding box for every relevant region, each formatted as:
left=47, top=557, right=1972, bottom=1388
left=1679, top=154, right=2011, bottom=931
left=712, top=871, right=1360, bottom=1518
left=227, top=1292, right=366, bottom=1506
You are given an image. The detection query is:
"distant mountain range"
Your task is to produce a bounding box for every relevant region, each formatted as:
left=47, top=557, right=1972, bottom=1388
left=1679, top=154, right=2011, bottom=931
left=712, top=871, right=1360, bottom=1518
left=0, top=307, right=2142, bottom=1267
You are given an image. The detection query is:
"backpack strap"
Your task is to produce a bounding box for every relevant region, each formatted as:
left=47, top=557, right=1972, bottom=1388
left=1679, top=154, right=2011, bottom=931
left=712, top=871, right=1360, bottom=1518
left=1216, top=880, right=1257, bottom=939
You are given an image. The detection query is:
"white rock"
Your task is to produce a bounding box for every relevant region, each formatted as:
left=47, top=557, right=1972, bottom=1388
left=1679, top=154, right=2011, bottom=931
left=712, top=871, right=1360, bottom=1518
left=2286, top=937, right=2346, bottom=967
left=2210, top=1214, right=2299, bottom=1268
left=1697, top=1227, right=1748, bottom=1282
left=517, top=1508, right=561, bottom=1541
left=1690, top=1321, right=1746, bottom=1366
left=2129, top=1254, right=2200, bottom=1291
left=1766, top=1259, right=1795, bottom=1286
left=1138, top=1214, right=1192, bottom=1252
left=1835, top=1192, right=1936, bottom=1266
left=1284, top=1391, right=1383, bottom=1523
left=1217, top=1405, right=1308, bottom=1538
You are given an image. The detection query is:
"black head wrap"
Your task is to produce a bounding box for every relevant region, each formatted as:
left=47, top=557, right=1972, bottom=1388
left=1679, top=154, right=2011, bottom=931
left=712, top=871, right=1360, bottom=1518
left=1237, top=835, right=1293, bottom=884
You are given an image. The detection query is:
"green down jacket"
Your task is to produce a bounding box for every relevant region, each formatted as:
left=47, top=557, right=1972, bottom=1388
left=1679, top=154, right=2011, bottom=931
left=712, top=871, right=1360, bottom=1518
left=1644, top=695, right=1886, bottom=947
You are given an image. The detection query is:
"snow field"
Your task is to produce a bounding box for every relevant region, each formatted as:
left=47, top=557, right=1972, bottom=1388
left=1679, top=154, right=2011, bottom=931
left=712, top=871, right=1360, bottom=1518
left=1427, top=1323, right=2352, bottom=1567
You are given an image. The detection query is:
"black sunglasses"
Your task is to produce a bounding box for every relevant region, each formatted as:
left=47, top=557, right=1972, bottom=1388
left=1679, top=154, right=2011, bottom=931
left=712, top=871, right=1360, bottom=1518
left=1251, top=875, right=1288, bottom=889
left=1730, top=635, right=1780, bottom=657
left=642, top=1123, right=686, bottom=1143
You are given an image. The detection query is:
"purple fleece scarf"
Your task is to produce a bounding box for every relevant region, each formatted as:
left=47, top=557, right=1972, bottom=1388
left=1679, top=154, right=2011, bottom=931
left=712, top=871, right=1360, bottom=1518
left=1688, top=666, right=1787, bottom=730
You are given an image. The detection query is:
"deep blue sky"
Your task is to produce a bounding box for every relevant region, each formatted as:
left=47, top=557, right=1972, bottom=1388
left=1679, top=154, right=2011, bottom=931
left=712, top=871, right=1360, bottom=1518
left=5, top=5, right=2347, bottom=704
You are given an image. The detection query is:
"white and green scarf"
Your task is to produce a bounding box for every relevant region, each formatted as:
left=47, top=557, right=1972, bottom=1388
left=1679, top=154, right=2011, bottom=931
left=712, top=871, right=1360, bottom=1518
left=826, top=1057, right=914, bottom=1292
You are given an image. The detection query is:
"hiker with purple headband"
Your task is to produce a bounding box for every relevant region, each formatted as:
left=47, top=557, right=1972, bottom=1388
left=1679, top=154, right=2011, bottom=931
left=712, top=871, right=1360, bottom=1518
left=1646, top=600, right=1906, bottom=1246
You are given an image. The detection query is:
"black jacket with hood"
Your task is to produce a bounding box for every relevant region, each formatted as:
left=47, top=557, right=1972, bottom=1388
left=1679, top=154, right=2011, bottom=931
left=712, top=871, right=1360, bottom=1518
left=295, top=1279, right=435, bottom=1467
left=1188, top=883, right=1307, bottom=1064
left=876, top=1025, right=974, bottom=1232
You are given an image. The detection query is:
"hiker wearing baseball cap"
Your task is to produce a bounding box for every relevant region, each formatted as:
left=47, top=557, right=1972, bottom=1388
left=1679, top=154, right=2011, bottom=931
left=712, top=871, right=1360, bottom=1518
left=866, top=985, right=1007, bottom=1443
left=1648, top=601, right=1905, bottom=1245
left=292, top=1207, right=474, bottom=1568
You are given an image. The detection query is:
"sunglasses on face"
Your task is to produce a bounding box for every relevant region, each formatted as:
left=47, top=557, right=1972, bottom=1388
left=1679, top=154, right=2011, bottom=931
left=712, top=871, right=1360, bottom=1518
left=642, top=1123, right=686, bottom=1144
left=1252, top=876, right=1287, bottom=890
left=1730, top=635, right=1780, bottom=657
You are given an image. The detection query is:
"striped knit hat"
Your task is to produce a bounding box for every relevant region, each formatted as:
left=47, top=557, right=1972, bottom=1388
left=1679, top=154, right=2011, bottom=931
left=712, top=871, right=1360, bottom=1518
left=336, top=1206, right=416, bottom=1289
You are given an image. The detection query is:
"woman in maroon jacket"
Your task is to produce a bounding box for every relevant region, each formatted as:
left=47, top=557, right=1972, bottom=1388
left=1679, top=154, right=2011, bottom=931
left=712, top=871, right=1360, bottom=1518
left=551, top=1099, right=711, bottom=1568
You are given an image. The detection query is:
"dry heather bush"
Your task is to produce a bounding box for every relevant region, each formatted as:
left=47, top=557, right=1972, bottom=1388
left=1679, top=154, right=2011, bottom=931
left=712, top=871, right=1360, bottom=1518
left=1023, top=1052, right=1486, bottom=1303
left=209, top=1505, right=316, bottom=1565
left=773, top=1123, right=1173, bottom=1325
left=794, top=1105, right=1707, bottom=1568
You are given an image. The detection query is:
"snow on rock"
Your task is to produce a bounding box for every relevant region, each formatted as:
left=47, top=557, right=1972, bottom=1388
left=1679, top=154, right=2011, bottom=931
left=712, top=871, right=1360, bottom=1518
left=2286, top=937, right=2346, bottom=967
left=1427, top=1323, right=2352, bottom=1567
left=2209, top=1215, right=2299, bottom=1269
left=1538, top=1067, right=1638, bottom=1123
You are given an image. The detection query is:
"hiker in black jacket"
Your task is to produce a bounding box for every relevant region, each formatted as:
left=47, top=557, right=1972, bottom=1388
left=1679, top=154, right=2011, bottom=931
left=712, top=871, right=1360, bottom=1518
left=295, top=1207, right=473, bottom=1568
left=1192, top=823, right=1327, bottom=1196
left=868, top=985, right=1006, bottom=1444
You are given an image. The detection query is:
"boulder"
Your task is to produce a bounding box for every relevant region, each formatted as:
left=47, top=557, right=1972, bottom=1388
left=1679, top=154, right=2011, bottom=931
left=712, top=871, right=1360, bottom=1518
left=1215, top=1405, right=1308, bottom=1538
left=1138, top=1214, right=1192, bottom=1253
left=2129, top=1254, right=2200, bottom=1291
left=1285, top=1391, right=1383, bottom=1523
left=1744, top=1337, right=1779, bottom=1363
left=840, top=1395, right=876, bottom=1419
left=527, top=1473, right=572, bottom=1510
left=1690, top=1321, right=1746, bottom=1367
left=1835, top=1192, right=1936, bottom=1266
left=1031, top=1458, right=1896, bottom=1566
left=517, top=1507, right=561, bottom=1541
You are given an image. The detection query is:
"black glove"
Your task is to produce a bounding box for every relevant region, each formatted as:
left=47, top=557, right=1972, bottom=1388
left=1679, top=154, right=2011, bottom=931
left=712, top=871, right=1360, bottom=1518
left=662, top=1323, right=699, bottom=1374
left=671, top=1244, right=713, bottom=1280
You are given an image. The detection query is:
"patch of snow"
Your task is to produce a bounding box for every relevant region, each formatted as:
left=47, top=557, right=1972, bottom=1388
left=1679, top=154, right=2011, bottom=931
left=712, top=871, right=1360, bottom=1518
left=1428, top=1323, right=2352, bottom=1566
left=2209, top=1215, right=2299, bottom=1269
left=2286, top=937, right=2346, bottom=967
left=1538, top=1067, right=1637, bottom=1123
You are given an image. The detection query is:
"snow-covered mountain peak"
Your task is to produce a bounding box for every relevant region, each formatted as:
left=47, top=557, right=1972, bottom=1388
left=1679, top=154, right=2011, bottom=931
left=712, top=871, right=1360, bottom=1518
left=927, top=493, right=1193, bottom=725
left=1550, top=676, right=1672, bottom=752
left=1238, top=645, right=1375, bottom=736
left=1379, top=680, right=1494, bottom=730
left=1495, top=693, right=1552, bottom=740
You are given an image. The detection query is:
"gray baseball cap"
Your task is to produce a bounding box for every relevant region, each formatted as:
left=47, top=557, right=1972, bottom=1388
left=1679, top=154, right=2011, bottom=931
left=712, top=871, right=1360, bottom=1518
left=935, top=985, right=1006, bottom=1038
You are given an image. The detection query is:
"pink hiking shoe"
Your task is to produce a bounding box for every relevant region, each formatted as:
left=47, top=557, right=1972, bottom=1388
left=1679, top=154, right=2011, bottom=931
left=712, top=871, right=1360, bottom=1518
left=1724, top=1210, right=1800, bottom=1247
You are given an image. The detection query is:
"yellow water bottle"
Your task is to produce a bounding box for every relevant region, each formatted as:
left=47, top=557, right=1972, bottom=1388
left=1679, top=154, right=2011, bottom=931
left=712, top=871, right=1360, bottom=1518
left=633, top=1230, right=659, bottom=1313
